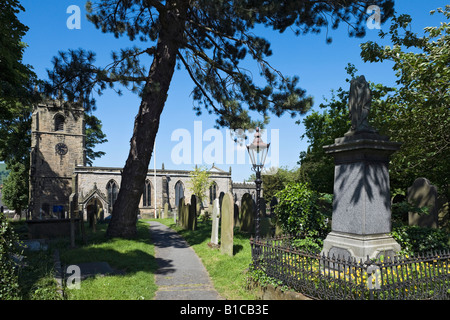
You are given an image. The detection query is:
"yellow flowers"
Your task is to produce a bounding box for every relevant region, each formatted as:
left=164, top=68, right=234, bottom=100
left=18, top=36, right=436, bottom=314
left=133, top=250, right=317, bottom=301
left=276, top=251, right=450, bottom=292
left=255, top=239, right=450, bottom=299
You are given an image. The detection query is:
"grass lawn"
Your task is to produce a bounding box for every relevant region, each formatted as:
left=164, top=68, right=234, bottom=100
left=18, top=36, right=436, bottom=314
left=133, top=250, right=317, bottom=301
left=13, top=217, right=257, bottom=300
left=152, top=218, right=259, bottom=300
left=59, top=220, right=159, bottom=300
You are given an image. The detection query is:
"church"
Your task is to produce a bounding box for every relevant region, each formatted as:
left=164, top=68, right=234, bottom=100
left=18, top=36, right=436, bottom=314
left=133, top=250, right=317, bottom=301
left=28, top=100, right=257, bottom=221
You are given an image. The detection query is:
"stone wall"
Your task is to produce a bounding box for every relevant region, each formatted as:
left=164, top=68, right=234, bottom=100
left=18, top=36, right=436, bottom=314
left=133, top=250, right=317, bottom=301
left=74, top=165, right=232, bottom=219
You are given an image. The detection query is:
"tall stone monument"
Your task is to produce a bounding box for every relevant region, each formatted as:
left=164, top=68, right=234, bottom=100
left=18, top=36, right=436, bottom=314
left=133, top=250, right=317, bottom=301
left=321, top=75, right=401, bottom=261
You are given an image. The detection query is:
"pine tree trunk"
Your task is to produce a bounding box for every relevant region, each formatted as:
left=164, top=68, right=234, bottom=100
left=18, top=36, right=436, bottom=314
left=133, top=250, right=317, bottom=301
left=106, top=4, right=186, bottom=238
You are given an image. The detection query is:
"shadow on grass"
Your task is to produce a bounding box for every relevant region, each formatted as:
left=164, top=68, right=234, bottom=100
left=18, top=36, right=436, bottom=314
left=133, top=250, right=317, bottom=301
left=233, top=244, right=243, bottom=255
left=59, top=221, right=159, bottom=276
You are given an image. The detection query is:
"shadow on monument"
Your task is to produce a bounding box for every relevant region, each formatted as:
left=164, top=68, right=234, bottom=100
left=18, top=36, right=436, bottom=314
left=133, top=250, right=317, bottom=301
left=334, top=159, right=391, bottom=213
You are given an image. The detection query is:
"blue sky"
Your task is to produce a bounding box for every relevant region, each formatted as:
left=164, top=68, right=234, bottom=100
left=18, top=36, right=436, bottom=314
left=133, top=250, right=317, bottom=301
left=18, top=1, right=447, bottom=182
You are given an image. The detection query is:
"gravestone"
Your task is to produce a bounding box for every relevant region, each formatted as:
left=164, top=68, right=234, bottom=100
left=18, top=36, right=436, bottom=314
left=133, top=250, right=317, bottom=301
left=321, top=75, right=401, bottom=262
left=220, top=193, right=234, bottom=256
left=210, top=198, right=220, bottom=246
left=219, top=192, right=225, bottom=213
left=177, top=197, right=186, bottom=229
left=240, top=193, right=255, bottom=233
left=407, top=178, right=438, bottom=228
left=270, top=197, right=278, bottom=216
left=163, top=203, right=169, bottom=219
left=234, top=202, right=240, bottom=227
left=260, top=216, right=273, bottom=238
left=188, top=194, right=197, bottom=231
left=182, top=203, right=190, bottom=230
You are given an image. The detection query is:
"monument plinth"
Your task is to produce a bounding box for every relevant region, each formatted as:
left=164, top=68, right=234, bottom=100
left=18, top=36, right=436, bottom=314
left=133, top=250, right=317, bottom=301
left=321, top=76, right=401, bottom=261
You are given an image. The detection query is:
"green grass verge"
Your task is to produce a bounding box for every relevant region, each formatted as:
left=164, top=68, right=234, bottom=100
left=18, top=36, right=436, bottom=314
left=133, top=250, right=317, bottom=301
left=17, top=249, right=63, bottom=300
left=14, top=217, right=257, bottom=300
left=152, top=218, right=258, bottom=300
left=60, top=220, right=158, bottom=300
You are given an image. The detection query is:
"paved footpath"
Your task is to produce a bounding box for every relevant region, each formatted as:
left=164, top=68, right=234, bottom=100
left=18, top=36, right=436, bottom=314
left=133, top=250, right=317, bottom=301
left=147, top=221, right=223, bottom=300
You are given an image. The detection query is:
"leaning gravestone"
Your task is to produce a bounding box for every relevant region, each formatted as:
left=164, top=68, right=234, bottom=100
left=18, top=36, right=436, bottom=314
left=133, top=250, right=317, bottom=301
left=240, top=193, right=255, bottom=233
left=220, top=193, right=234, bottom=256
left=407, top=177, right=439, bottom=228
left=210, top=198, right=220, bottom=246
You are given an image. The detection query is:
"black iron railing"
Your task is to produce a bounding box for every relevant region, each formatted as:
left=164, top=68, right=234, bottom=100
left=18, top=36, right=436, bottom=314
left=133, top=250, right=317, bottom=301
left=250, top=235, right=450, bottom=300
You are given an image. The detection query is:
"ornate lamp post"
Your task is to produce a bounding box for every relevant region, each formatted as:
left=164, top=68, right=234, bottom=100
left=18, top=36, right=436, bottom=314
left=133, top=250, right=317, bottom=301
left=246, top=127, right=270, bottom=239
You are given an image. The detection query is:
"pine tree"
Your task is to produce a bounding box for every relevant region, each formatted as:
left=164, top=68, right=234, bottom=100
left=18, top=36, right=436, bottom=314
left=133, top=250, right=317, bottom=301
left=45, top=0, right=395, bottom=238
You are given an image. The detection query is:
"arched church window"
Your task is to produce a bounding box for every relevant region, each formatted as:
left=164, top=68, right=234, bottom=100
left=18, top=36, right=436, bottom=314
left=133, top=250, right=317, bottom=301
left=209, top=182, right=217, bottom=204
left=106, top=180, right=119, bottom=212
left=54, top=114, right=65, bottom=131
left=175, top=181, right=184, bottom=208
left=143, top=180, right=152, bottom=207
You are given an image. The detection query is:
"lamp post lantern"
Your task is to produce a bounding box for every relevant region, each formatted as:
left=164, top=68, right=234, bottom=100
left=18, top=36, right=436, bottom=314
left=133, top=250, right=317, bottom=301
left=246, top=127, right=270, bottom=239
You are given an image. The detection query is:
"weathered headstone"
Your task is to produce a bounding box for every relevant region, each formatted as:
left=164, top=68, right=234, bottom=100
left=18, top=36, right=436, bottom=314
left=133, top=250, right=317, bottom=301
left=260, top=216, right=273, bottom=238
left=234, top=202, right=240, bottom=227
left=183, top=203, right=191, bottom=230
left=210, top=198, right=220, bottom=246
left=163, top=202, right=169, bottom=219
left=407, top=178, right=439, bottom=228
left=239, top=193, right=255, bottom=233
left=177, top=197, right=186, bottom=228
left=220, top=193, right=234, bottom=256
left=188, top=194, right=197, bottom=231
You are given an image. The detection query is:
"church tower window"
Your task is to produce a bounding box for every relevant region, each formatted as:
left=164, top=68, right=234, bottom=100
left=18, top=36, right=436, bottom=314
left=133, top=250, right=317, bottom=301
left=54, top=114, right=65, bottom=131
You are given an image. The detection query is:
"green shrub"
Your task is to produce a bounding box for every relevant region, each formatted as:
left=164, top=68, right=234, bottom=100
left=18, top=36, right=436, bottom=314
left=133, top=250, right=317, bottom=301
left=391, top=225, right=450, bottom=254
left=0, top=212, right=20, bottom=299
left=274, top=182, right=330, bottom=252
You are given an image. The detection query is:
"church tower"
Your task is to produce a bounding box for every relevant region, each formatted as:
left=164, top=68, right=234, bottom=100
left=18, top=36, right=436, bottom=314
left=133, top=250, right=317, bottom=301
left=29, top=100, right=85, bottom=219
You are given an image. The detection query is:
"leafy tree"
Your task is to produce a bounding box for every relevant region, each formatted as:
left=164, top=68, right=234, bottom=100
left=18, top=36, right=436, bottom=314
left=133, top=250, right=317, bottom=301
left=251, top=166, right=301, bottom=204
left=298, top=7, right=450, bottom=239
left=0, top=211, right=20, bottom=299
left=0, top=1, right=108, bottom=217
left=0, top=0, right=39, bottom=165
left=0, top=0, right=38, bottom=114
left=45, top=0, right=395, bottom=238
left=187, top=166, right=212, bottom=208
left=360, top=6, right=450, bottom=199
left=85, top=114, right=108, bottom=166
left=2, top=161, right=28, bottom=216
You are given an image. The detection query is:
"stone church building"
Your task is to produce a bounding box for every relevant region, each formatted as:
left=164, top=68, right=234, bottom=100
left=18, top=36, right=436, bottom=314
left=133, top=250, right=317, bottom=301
left=29, top=100, right=256, bottom=221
